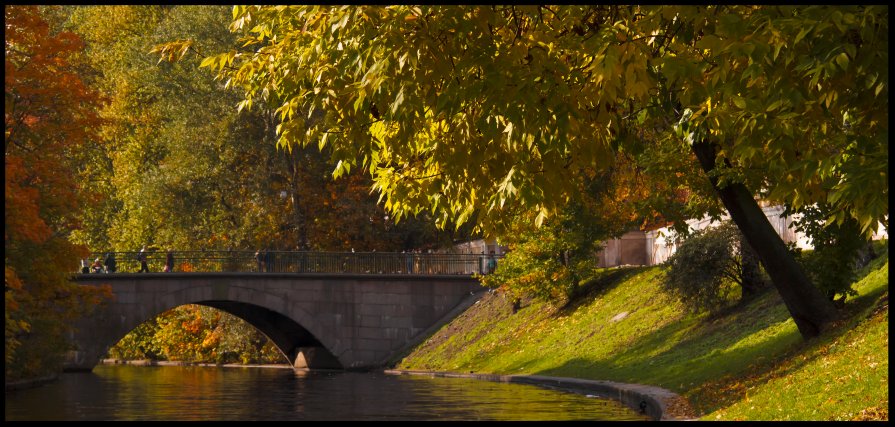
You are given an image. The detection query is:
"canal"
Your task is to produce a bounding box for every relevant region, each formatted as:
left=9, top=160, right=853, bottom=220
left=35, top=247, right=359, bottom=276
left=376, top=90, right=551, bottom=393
left=5, top=365, right=649, bottom=421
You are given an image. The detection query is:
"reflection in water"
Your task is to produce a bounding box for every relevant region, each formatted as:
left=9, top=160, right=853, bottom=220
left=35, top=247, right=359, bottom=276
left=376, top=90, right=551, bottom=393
left=5, top=365, right=648, bottom=421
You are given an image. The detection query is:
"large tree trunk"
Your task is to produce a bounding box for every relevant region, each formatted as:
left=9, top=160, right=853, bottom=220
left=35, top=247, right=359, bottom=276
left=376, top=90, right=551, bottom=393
left=691, top=140, right=838, bottom=339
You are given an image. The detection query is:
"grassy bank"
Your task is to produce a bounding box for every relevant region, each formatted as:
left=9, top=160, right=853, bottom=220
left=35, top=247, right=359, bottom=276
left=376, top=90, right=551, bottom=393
left=396, top=245, right=888, bottom=421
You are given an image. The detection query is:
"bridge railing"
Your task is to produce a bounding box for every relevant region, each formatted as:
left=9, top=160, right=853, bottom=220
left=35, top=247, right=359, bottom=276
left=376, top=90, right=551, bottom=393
left=77, top=251, right=503, bottom=276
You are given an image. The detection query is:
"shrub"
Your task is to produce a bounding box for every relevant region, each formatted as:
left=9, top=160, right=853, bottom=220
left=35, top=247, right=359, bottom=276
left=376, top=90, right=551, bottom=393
left=481, top=203, right=617, bottom=306
left=482, top=234, right=584, bottom=304
left=785, top=204, right=870, bottom=303
left=662, top=221, right=768, bottom=314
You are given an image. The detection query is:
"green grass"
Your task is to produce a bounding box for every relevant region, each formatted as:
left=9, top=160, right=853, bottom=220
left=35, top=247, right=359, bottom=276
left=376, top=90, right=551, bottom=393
left=397, top=244, right=889, bottom=420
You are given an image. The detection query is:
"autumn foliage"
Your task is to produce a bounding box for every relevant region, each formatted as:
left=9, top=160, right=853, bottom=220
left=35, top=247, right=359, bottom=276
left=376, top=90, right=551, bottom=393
left=5, top=5, right=111, bottom=381
left=107, top=305, right=283, bottom=364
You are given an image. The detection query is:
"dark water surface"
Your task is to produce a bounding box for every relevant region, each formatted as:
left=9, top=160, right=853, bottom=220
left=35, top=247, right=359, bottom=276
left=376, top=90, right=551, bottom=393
left=5, top=364, right=648, bottom=421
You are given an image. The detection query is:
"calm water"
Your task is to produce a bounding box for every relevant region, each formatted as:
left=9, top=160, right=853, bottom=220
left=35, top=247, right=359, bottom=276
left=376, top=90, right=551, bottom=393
left=5, top=365, right=648, bottom=421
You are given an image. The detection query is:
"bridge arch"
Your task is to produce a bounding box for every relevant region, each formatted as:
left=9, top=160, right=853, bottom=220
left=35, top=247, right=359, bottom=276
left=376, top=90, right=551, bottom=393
left=67, top=272, right=482, bottom=371
left=199, top=300, right=341, bottom=369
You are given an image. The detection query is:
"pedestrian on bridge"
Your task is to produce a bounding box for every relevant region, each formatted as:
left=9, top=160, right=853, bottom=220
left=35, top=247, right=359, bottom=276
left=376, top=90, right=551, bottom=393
left=404, top=250, right=414, bottom=274
left=137, top=246, right=149, bottom=273
left=164, top=250, right=174, bottom=273
left=264, top=249, right=273, bottom=272
left=104, top=252, right=117, bottom=273
left=91, top=258, right=104, bottom=273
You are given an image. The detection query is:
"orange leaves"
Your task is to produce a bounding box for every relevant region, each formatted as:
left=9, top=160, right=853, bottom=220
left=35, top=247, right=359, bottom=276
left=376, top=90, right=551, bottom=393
left=125, top=304, right=282, bottom=364
left=4, top=156, right=52, bottom=245
left=5, top=6, right=102, bottom=239
left=5, top=6, right=108, bottom=380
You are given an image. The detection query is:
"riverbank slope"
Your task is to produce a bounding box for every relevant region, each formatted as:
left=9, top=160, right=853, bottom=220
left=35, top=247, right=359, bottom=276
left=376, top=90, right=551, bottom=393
left=395, top=245, right=888, bottom=421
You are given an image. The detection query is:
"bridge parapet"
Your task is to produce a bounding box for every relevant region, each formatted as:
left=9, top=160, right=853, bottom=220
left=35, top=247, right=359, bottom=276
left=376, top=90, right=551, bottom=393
left=78, top=250, right=503, bottom=276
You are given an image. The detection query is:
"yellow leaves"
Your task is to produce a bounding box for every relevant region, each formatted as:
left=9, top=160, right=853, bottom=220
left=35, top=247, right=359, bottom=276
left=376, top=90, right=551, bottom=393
left=198, top=51, right=236, bottom=72
left=229, top=6, right=256, bottom=31
left=534, top=206, right=549, bottom=228
left=496, top=167, right=518, bottom=208
left=171, top=5, right=891, bottom=248
left=150, top=39, right=194, bottom=64
left=236, top=98, right=252, bottom=113
left=503, top=121, right=514, bottom=141
left=369, top=120, right=399, bottom=143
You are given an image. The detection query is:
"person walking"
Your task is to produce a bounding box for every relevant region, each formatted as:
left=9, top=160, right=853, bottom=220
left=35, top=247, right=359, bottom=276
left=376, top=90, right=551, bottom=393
left=264, top=248, right=273, bottom=272
left=164, top=250, right=174, bottom=273
left=104, top=252, right=117, bottom=273
left=405, top=250, right=414, bottom=274
left=137, top=246, right=149, bottom=273
left=487, top=250, right=497, bottom=274
left=254, top=249, right=263, bottom=272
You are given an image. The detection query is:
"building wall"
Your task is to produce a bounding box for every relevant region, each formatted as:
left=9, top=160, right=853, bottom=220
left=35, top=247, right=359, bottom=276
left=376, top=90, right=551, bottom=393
left=451, top=205, right=887, bottom=269
left=601, top=205, right=887, bottom=268
left=450, top=238, right=507, bottom=255
left=597, top=231, right=648, bottom=267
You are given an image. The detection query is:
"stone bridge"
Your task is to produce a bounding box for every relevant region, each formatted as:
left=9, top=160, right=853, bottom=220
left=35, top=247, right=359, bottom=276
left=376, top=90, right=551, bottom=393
left=67, top=272, right=483, bottom=371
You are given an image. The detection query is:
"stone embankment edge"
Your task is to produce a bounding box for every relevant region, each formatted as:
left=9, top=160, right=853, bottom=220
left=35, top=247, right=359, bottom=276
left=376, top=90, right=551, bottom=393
left=5, top=374, right=59, bottom=391
left=383, top=369, right=697, bottom=421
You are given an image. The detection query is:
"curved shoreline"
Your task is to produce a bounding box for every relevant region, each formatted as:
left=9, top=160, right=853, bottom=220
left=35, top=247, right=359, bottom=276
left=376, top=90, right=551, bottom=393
left=384, top=369, right=697, bottom=421
left=99, top=358, right=293, bottom=369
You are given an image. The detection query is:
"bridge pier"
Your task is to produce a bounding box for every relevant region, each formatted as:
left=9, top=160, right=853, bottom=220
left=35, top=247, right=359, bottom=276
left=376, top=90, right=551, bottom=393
left=64, top=308, right=121, bottom=372
left=293, top=346, right=343, bottom=370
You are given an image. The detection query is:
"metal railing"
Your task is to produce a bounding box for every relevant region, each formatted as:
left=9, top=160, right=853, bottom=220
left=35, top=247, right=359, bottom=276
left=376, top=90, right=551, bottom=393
left=76, top=250, right=503, bottom=276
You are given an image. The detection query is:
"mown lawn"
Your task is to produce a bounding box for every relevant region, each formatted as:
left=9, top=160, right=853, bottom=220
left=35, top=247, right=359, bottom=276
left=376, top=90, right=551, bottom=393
left=396, top=244, right=888, bottom=421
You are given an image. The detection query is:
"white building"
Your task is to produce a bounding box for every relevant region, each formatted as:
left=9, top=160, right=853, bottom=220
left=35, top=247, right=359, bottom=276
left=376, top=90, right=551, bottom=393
left=598, top=205, right=887, bottom=268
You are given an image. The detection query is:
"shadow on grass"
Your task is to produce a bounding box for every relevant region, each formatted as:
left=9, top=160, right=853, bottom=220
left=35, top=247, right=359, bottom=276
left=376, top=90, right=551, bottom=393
left=555, top=267, right=646, bottom=317
left=685, top=287, right=889, bottom=417
left=532, top=255, right=888, bottom=417
left=529, top=287, right=859, bottom=413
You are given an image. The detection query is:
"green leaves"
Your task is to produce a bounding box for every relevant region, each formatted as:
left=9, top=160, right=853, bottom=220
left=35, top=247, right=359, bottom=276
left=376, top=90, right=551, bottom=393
left=174, top=5, right=887, bottom=243
left=185, top=6, right=627, bottom=234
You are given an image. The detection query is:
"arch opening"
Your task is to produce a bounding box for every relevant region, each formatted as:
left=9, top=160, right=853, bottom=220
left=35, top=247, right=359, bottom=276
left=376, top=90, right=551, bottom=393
left=102, top=303, right=342, bottom=370
left=200, top=301, right=342, bottom=369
